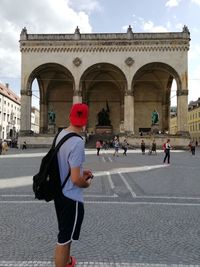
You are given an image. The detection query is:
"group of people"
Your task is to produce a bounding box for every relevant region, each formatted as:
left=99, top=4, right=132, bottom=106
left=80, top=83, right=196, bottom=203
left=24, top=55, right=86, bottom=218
left=141, top=139, right=171, bottom=163
left=96, top=137, right=129, bottom=157
left=141, top=139, right=157, bottom=155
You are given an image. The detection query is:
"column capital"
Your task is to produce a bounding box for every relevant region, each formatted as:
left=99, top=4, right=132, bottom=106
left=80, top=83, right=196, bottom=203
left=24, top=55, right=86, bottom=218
left=125, top=90, right=134, bottom=96
left=74, top=90, right=82, bottom=97
left=177, top=89, right=188, bottom=96
left=20, top=89, right=32, bottom=96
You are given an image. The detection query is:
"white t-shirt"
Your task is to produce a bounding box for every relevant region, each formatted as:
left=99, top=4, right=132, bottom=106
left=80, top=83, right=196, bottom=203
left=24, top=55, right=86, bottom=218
left=56, top=129, right=85, bottom=203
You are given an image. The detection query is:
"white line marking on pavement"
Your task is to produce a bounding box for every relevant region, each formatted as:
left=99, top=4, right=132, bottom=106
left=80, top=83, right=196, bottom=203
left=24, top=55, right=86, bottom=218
left=1, top=194, right=200, bottom=201
left=0, top=153, right=46, bottom=158
left=102, top=156, right=106, bottom=162
left=1, top=194, right=33, bottom=197
left=108, top=156, right=113, bottom=162
left=0, top=261, right=198, bottom=267
left=0, top=149, right=184, bottom=158
left=0, top=176, right=32, bottom=189
left=0, top=194, right=118, bottom=198
left=0, top=164, right=175, bottom=189
left=2, top=200, right=200, bottom=206
left=85, top=194, right=118, bottom=198
left=118, top=172, right=137, bottom=197
left=107, top=171, right=115, bottom=190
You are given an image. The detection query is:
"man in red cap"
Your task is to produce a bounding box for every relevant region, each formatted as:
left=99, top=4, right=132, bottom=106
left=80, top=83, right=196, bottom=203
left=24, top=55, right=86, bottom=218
left=54, top=103, right=93, bottom=267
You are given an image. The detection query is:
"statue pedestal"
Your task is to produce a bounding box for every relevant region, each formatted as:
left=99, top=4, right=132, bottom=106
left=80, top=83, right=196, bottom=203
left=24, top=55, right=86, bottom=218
left=48, top=123, right=56, bottom=134
left=151, top=124, right=159, bottom=134
left=95, top=126, right=113, bottom=134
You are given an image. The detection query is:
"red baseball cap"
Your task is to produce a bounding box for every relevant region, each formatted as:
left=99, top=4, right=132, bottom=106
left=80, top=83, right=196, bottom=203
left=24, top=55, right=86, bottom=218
left=69, top=103, right=89, bottom=127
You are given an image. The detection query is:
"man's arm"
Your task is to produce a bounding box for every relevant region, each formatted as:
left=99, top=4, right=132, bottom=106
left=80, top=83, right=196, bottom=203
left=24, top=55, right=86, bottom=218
left=70, top=167, right=92, bottom=188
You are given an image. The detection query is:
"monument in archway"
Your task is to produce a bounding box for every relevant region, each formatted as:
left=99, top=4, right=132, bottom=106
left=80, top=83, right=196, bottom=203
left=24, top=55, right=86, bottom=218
left=19, top=25, right=190, bottom=146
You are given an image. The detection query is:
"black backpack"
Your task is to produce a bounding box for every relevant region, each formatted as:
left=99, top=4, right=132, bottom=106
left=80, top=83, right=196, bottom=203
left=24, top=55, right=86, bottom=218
left=33, top=132, right=82, bottom=202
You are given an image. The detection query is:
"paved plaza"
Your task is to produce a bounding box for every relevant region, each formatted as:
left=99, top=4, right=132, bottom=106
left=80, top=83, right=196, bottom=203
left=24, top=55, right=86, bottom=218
left=0, top=147, right=200, bottom=267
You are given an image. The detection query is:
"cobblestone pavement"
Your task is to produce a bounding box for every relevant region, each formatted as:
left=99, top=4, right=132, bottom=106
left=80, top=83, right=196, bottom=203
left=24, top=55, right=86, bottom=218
left=0, top=147, right=200, bottom=267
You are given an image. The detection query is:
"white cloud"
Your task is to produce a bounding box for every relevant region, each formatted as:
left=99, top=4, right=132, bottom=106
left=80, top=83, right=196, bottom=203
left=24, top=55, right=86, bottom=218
left=0, top=0, right=93, bottom=84
left=142, top=21, right=168, bottom=32
left=188, top=43, right=200, bottom=102
left=68, top=0, right=101, bottom=13
left=191, top=0, right=200, bottom=6
left=165, top=0, right=181, bottom=7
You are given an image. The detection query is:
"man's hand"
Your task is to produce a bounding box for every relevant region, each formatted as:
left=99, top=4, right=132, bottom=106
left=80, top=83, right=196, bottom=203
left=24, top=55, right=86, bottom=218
left=83, top=169, right=93, bottom=181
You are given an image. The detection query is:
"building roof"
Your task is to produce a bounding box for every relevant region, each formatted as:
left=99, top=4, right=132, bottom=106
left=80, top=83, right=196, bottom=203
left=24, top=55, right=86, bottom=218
left=188, top=98, right=200, bottom=110
left=0, top=83, right=21, bottom=105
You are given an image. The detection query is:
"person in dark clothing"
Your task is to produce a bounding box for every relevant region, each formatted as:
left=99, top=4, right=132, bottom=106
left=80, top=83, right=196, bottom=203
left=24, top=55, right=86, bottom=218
left=122, top=139, right=128, bottom=156
left=22, top=141, right=27, bottom=150
left=163, top=139, right=171, bottom=164
left=141, top=140, right=146, bottom=155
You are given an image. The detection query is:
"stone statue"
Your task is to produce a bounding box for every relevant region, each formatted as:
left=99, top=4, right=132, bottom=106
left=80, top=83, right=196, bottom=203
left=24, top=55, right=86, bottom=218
left=151, top=110, right=159, bottom=125
left=97, top=102, right=111, bottom=126
left=48, top=110, right=56, bottom=124
left=183, top=25, right=190, bottom=33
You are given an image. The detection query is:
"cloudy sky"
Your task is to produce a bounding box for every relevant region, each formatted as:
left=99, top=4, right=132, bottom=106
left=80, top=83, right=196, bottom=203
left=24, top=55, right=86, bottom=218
left=0, top=0, right=200, bottom=106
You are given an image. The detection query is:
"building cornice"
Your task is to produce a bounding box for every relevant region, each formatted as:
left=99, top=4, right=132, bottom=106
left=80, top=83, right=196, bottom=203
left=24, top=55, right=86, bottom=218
left=20, top=31, right=190, bottom=53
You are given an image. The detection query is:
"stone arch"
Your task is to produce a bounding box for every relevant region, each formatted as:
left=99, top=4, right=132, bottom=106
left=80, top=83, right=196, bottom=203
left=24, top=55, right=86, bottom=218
left=27, top=63, right=75, bottom=133
left=79, top=63, right=128, bottom=133
left=131, top=62, right=182, bottom=134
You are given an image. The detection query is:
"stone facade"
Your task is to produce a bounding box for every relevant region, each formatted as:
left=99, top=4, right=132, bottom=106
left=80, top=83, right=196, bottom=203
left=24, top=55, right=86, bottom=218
left=19, top=26, right=190, bottom=136
left=0, top=83, right=21, bottom=140
left=170, top=98, right=200, bottom=143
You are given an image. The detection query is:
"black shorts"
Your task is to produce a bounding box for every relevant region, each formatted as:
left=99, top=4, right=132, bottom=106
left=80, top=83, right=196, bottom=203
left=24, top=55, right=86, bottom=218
left=54, top=194, right=84, bottom=245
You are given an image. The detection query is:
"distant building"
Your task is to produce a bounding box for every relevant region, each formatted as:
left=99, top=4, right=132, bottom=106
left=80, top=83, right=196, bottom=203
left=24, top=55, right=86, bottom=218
left=188, top=98, right=200, bottom=143
left=31, top=106, right=39, bottom=133
left=19, top=26, right=190, bottom=136
left=0, top=83, right=21, bottom=140
left=170, top=98, right=200, bottom=143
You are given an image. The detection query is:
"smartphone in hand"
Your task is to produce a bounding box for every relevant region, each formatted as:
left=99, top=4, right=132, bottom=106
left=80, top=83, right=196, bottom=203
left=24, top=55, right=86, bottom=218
left=86, top=175, right=94, bottom=180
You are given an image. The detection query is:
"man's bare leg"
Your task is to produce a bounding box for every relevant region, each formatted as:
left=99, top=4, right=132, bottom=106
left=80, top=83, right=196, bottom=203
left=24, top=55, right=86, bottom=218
left=55, top=242, right=71, bottom=267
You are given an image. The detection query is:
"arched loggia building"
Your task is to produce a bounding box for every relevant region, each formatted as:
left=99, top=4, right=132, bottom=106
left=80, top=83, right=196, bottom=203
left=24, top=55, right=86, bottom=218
left=19, top=26, right=190, bottom=146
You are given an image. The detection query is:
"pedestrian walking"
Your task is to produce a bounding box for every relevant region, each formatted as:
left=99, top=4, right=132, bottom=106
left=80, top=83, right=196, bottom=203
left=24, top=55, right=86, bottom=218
left=113, top=136, right=120, bottom=157
left=190, top=141, right=196, bottom=155
left=122, top=139, right=128, bottom=156
left=163, top=139, right=171, bottom=164
left=96, top=140, right=102, bottom=156
left=141, top=140, right=146, bottom=155
left=151, top=139, right=157, bottom=155
left=54, top=103, right=93, bottom=267
left=22, top=141, right=27, bottom=150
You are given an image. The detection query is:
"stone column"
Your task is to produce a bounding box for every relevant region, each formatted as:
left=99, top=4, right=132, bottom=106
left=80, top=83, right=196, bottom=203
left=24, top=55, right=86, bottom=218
left=177, top=89, right=188, bottom=134
left=20, top=89, right=32, bottom=135
left=73, top=90, right=82, bottom=104
left=40, top=100, right=48, bottom=133
left=162, top=103, right=169, bottom=131
left=124, top=91, right=134, bottom=133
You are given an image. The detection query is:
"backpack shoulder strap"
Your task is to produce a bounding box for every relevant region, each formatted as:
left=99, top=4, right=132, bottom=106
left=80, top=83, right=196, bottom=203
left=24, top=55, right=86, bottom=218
left=54, top=132, right=83, bottom=152
left=55, top=132, right=83, bottom=189
left=51, top=131, right=61, bottom=148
